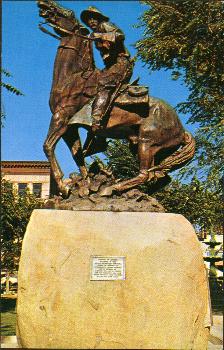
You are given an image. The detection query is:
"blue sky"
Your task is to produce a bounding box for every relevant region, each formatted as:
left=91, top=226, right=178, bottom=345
left=2, top=0, right=193, bottom=178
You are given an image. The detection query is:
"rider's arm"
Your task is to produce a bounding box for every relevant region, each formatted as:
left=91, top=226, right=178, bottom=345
left=93, top=22, right=125, bottom=43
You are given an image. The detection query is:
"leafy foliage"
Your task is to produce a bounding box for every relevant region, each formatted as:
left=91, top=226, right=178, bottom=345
left=136, top=0, right=224, bottom=181
left=179, top=123, right=224, bottom=188
left=1, top=69, right=24, bottom=126
left=155, top=178, right=223, bottom=233
left=1, top=69, right=24, bottom=96
left=1, top=179, right=42, bottom=272
left=105, top=140, right=139, bottom=180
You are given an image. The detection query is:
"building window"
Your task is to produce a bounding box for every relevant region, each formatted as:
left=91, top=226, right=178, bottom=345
left=18, top=183, right=27, bottom=196
left=33, top=183, right=42, bottom=198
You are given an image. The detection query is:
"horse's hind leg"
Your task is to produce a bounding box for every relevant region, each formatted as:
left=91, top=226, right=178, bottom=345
left=43, top=111, right=70, bottom=198
left=118, top=124, right=159, bottom=190
left=62, top=126, right=88, bottom=179
left=101, top=122, right=160, bottom=195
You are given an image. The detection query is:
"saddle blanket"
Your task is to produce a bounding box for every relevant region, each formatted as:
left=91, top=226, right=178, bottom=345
left=68, top=86, right=149, bottom=126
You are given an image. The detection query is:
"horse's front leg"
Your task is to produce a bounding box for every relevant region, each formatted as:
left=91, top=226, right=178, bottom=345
left=43, top=111, right=70, bottom=198
left=62, top=126, right=88, bottom=179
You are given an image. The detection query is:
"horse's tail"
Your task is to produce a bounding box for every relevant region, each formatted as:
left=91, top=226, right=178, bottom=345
left=148, top=131, right=195, bottom=180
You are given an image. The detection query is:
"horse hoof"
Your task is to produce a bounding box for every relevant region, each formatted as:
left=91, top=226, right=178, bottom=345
left=61, top=185, right=71, bottom=199
left=99, top=186, right=114, bottom=197
left=78, top=187, right=90, bottom=198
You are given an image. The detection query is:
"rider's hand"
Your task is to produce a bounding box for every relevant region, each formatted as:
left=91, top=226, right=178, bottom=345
left=102, top=41, right=110, bottom=49
left=90, top=32, right=102, bottom=41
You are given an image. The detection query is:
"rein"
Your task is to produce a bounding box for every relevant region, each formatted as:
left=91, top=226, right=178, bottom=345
left=39, top=23, right=61, bottom=40
left=58, top=44, right=79, bottom=51
left=39, top=22, right=94, bottom=42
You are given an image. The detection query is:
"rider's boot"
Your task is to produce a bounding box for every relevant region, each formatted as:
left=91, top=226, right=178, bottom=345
left=91, top=90, right=111, bottom=133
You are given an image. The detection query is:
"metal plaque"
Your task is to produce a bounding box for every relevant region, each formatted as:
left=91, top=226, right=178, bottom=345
left=90, top=256, right=126, bottom=281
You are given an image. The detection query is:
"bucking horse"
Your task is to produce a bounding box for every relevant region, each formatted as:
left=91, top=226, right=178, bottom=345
left=37, top=0, right=195, bottom=198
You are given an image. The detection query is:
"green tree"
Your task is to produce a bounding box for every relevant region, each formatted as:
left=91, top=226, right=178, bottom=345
left=1, top=179, right=42, bottom=276
left=135, top=0, right=224, bottom=183
left=155, top=178, right=223, bottom=233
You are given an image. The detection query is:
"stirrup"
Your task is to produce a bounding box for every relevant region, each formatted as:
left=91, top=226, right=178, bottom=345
left=92, top=121, right=102, bottom=133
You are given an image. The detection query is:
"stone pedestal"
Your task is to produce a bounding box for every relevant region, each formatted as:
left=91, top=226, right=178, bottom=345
left=17, top=210, right=211, bottom=349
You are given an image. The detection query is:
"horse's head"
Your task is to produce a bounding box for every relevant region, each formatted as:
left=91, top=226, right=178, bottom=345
left=37, top=0, right=89, bottom=36
left=37, top=0, right=74, bottom=23
left=37, top=0, right=95, bottom=103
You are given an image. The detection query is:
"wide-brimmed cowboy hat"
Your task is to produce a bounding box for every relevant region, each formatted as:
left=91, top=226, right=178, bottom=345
left=81, top=6, right=109, bottom=25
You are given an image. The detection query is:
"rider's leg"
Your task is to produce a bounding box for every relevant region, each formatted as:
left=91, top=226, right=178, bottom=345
left=91, top=57, right=133, bottom=133
left=91, top=88, right=113, bottom=132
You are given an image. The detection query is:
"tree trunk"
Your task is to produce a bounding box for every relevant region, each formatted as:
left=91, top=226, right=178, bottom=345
left=6, top=270, right=10, bottom=294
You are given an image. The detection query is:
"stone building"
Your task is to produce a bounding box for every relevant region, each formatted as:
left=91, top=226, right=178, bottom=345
left=1, top=161, right=53, bottom=199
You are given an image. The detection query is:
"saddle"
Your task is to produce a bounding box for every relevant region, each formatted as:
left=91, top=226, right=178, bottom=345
left=68, top=79, right=149, bottom=126
left=114, top=79, right=149, bottom=106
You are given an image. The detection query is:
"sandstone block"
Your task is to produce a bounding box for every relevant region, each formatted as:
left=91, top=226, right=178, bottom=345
left=17, top=210, right=210, bottom=349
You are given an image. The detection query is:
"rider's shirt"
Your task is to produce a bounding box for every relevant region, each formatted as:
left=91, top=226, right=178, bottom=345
left=93, top=22, right=131, bottom=68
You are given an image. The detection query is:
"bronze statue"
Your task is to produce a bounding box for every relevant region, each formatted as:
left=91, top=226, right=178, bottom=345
left=37, top=0, right=195, bottom=198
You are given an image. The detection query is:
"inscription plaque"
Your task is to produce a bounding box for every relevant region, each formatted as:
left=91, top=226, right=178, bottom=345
left=90, top=256, right=126, bottom=281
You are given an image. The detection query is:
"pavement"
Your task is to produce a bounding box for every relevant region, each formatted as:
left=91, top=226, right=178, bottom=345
left=1, top=315, right=223, bottom=349
left=1, top=335, right=18, bottom=348
left=208, top=315, right=223, bottom=350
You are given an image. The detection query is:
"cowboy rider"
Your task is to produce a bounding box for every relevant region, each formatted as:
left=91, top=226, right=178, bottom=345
left=81, top=6, right=134, bottom=132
